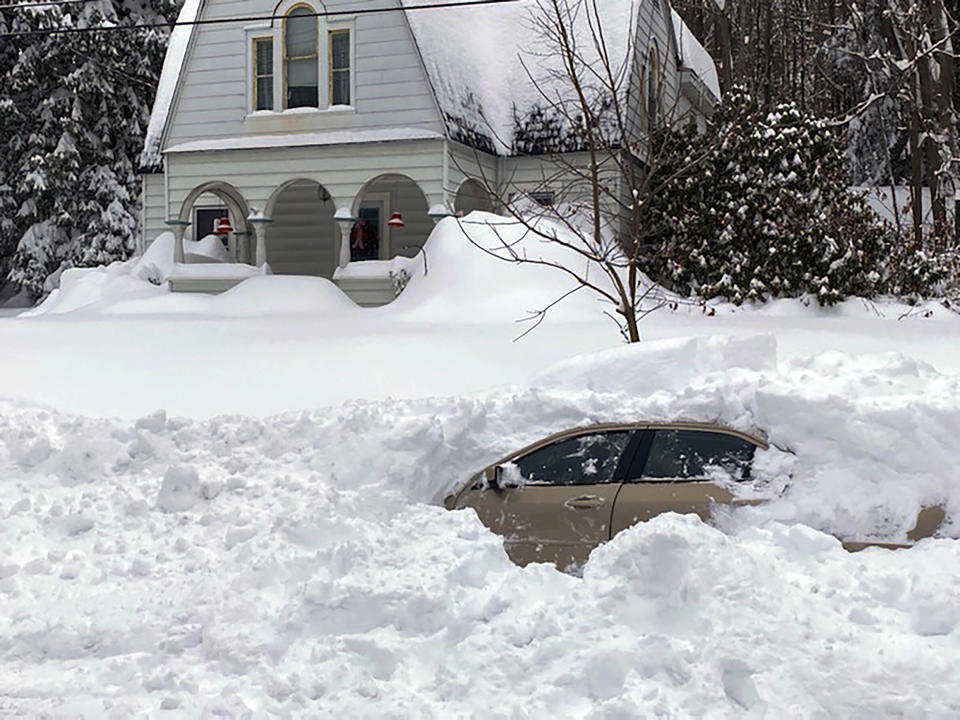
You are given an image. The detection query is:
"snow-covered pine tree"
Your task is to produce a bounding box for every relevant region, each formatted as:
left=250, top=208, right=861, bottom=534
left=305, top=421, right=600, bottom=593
left=0, top=0, right=180, bottom=297
left=645, top=88, right=892, bottom=306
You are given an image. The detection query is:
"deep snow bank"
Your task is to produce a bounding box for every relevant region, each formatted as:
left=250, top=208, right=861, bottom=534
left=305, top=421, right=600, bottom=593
left=1, top=335, right=958, bottom=715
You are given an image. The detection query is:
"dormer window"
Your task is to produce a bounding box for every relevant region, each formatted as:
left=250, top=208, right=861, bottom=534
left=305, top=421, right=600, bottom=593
left=285, top=6, right=319, bottom=108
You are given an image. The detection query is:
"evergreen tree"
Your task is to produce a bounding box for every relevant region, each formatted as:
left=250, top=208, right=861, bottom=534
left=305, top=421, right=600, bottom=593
left=0, top=0, right=180, bottom=296
left=645, top=88, right=893, bottom=305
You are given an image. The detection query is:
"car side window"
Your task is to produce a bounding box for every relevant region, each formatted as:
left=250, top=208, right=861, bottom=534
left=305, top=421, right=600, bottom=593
left=639, top=429, right=756, bottom=482
left=513, top=432, right=632, bottom=486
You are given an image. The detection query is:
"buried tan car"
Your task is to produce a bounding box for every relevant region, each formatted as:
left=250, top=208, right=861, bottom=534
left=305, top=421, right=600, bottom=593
left=443, top=422, right=946, bottom=572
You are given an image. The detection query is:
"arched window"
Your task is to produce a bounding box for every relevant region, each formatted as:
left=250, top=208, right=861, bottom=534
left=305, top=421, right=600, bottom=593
left=285, top=6, right=318, bottom=108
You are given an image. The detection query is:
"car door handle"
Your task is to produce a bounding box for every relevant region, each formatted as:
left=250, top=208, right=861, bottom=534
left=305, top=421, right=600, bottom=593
left=564, top=495, right=604, bottom=510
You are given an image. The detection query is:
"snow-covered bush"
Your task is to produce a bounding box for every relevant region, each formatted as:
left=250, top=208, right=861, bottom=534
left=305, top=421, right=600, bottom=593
left=884, top=242, right=960, bottom=305
left=644, top=89, right=893, bottom=306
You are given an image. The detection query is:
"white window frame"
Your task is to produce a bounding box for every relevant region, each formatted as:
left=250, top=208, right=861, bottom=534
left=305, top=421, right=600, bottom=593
left=324, top=19, right=355, bottom=109
left=245, top=23, right=281, bottom=113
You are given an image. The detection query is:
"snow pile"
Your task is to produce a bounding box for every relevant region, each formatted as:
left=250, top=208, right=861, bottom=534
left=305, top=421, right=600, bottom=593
left=1, top=333, right=959, bottom=715
left=184, top=234, right=232, bottom=264
left=388, top=212, right=619, bottom=324
left=537, top=334, right=777, bottom=396
left=19, top=262, right=167, bottom=317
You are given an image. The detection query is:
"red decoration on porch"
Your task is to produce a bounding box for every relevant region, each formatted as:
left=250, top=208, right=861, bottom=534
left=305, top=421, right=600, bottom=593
left=214, top=217, right=234, bottom=236
left=387, top=211, right=405, bottom=228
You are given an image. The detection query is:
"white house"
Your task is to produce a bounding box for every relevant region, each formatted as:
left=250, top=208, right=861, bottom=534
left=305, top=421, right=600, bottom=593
left=140, top=0, right=719, bottom=303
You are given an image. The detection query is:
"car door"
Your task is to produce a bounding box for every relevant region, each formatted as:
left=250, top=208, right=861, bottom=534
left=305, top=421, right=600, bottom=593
left=611, top=427, right=760, bottom=536
left=457, top=430, right=636, bottom=571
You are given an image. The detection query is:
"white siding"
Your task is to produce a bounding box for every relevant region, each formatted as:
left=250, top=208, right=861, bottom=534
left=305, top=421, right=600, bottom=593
left=268, top=181, right=338, bottom=277
left=165, top=138, right=446, bottom=218
left=141, top=172, right=167, bottom=250
left=448, top=141, right=498, bottom=207
left=625, top=0, right=683, bottom=149
left=164, top=0, right=444, bottom=151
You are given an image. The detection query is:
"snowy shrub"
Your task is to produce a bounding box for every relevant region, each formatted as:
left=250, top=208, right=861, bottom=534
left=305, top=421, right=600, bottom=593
left=884, top=241, right=960, bottom=305
left=643, top=89, right=894, bottom=306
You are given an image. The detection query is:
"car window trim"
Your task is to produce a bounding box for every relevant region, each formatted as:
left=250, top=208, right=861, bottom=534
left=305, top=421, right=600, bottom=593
left=453, top=422, right=768, bottom=503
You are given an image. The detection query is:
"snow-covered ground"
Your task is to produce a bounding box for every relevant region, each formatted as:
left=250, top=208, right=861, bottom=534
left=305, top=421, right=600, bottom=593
left=2, top=215, right=960, bottom=716
left=3, top=215, right=959, bottom=418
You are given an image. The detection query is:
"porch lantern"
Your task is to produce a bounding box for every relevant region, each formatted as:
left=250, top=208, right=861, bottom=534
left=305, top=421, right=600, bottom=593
left=387, top=211, right=405, bottom=228
left=215, top=216, right=234, bottom=237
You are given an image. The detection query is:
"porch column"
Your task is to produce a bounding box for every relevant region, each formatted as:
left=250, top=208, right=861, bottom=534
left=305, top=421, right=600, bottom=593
left=247, top=211, right=273, bottom=268
left=334, top=207, right=356, bottom=269
left=165, top=218, right=191, bottom=264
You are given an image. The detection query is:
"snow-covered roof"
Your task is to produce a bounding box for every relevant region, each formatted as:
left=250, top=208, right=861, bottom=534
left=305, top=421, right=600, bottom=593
left=671, top=8, right=720, bottom=99
left=140, top=0, right=202, bottom=170
left=141, top=0, right=721, bottom=167
left=401, top=0, right=636, bottom=155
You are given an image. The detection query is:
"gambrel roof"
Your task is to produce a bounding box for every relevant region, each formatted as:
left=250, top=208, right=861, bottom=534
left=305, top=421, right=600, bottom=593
left=141, top=0, right=719, bottom=169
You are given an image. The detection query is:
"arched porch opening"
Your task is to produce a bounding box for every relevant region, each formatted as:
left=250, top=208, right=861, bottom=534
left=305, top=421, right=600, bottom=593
left=454, top=178, right=494, bottom=216
left=351, top=174, right=430, bottom=263
left=177, top=182, right=253, bottom=262
left=265, top=179, right=338, bottom=277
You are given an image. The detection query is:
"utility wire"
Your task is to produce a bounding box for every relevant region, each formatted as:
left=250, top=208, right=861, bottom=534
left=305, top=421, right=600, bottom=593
left=0, top=0, right=520, bottom=38
left=0, top=0, right=103, bottom=10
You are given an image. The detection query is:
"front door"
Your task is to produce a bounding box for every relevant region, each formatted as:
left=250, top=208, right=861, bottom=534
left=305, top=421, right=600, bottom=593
left=458, top=430, right=634, bottom=571
left=610, top=428, right=759, bottom=536
left=351, top=204, right=382, bottom=261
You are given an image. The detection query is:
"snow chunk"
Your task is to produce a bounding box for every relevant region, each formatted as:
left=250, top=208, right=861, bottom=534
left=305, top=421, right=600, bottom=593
left=135, top=409, right=167, bottom=434
left=158, top=465, right=203, bottom=513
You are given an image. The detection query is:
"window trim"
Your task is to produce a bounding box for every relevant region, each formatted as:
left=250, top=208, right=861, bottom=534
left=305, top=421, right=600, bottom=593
left=327, top=27, right=352, bottom=107
left=283, top=3, right=320, bottom=110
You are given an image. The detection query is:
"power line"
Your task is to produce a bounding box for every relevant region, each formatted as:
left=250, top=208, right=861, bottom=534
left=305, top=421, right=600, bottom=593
left=0, top=0, right=520, bottom=39
left=0, top=0, right=103, bottom=10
